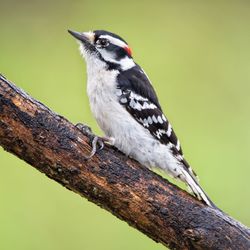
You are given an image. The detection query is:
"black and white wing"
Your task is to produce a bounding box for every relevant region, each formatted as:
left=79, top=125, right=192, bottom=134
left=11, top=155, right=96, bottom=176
left=117, top=65, right=183, bottom=156
left=116, top=65, right=215, bottom=205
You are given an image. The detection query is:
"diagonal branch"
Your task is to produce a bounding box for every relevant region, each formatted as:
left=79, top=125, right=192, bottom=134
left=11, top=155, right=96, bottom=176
left=0, top=74, right=249, bottom=250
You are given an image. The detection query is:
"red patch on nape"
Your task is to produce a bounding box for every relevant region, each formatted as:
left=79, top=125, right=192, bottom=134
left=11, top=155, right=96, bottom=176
left=124, top=46, right=132, bottom=57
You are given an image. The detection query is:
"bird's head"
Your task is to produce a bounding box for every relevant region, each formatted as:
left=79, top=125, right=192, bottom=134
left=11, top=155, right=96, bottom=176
left=68, top=29, right=135, bottom=70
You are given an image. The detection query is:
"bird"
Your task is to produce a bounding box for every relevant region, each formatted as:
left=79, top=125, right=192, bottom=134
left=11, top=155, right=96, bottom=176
left=68, top=29, right=215, bottom=207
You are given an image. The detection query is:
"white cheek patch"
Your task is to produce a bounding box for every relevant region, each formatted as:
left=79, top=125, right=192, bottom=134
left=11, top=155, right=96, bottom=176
left=98, top=48, right=135, bottom=70
left=98, top=48, right=116, bottom=61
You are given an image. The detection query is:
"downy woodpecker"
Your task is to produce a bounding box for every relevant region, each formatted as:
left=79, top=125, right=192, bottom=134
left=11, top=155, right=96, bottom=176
left=68, top=29, right=215, bottom=207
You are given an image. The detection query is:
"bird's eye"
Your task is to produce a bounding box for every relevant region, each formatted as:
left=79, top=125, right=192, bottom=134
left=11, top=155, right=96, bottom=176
left=96, top=38, right=109, bottom=48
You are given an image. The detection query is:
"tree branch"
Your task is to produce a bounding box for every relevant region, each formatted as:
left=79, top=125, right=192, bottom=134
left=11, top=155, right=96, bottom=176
left=0, top=74, right=249, bottom=249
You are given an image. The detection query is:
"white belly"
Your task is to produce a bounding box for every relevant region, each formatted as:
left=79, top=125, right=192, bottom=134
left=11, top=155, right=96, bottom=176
left=86, top=67, right=182, bottom=178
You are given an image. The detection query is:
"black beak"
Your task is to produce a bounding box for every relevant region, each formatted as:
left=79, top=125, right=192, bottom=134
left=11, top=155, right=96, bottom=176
left=68, top=29, right=96, bottom=54
left=68, top=30, right=90, bottom=43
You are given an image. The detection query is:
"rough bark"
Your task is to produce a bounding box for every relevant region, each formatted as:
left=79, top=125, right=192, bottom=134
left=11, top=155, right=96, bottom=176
left=0, top=74, right=249, bottom=250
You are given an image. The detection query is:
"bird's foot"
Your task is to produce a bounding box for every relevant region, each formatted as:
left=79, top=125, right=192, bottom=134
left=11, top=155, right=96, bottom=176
left=75, top=123, right=105, bottom=159
left=75, top=123, right=114, bottom=159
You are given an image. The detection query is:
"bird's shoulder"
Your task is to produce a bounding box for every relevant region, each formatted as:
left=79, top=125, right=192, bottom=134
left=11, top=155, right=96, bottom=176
left=117, top=64, right=161, bottom=110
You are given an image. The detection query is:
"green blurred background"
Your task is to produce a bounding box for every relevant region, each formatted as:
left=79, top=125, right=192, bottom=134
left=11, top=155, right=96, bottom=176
left=1, top=1, right=250, bottom=249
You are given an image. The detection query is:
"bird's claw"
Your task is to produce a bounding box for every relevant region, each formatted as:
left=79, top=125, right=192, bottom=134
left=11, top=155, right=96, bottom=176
left=86, top=136, right=104, bottom=159
left=76, top=123, right=105, bottom=159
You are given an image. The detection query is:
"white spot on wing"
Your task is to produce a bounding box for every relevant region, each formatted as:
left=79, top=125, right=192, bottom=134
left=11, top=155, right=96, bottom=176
left=129, top=99, right=142, bottom=110
left=156, top=133, right=161, bottom=139
left=158, top=116, right=163, bottom=124
left=155, top=129, right=167, bottom=139
left=166, top=124, right=172, bottom=137
left=120, top=98, right=127, bottom=103
left=147, top=116, right=153, bottom=124
left=176, top=140, right=180, bottom=151
left=142, top=102, right=157, bottom=109
left=152, top=115, right=158, bottom=123
left=143, top=118, right=149, bottom=127
left=130, top=92, right=148, bottom=101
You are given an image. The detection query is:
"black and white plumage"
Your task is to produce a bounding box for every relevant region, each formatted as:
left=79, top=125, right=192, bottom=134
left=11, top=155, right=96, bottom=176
left=117, top=66, right=183, bottom=153
left=68, top=29, right=215, bottom=207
